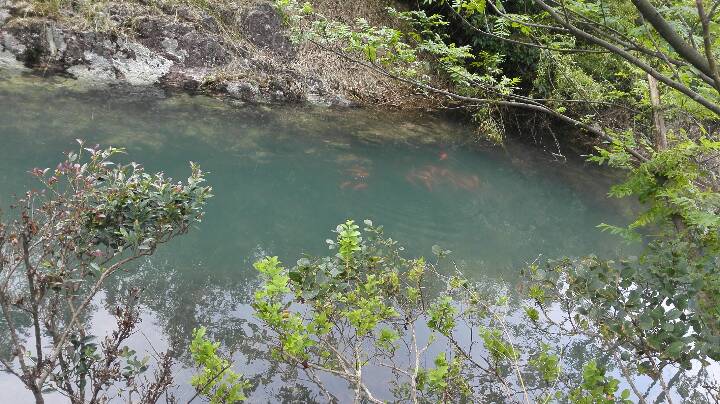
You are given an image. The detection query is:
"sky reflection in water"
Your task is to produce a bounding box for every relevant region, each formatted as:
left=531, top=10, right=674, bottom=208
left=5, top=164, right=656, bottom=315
left=0, top=72, right=633, bottom=402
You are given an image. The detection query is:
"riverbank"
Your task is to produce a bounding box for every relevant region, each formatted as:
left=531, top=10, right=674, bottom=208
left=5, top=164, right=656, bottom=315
left=0, top=0, right=437, bottom=107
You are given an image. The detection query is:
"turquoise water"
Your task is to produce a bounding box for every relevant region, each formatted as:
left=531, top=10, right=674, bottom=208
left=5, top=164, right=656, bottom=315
left=0, top=72, right=631, bottom=402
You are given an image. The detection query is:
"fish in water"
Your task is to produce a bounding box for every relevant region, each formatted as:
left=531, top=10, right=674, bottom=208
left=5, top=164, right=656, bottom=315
left=406, top=168, right=434, bottom=191
left=339, top=180, right=368, bottom=191
left=339, top=165, right=371, bottom=190
left=406, top=165, right=479, bottom=192
left=455, top=174, right=480, bottom=191
left=345, top=165, right=370, bottom=179
left=439, top=151, right=448, bottom=161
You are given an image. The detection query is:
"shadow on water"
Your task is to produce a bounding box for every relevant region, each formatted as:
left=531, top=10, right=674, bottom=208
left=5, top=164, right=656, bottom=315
left=0, top=71, right=635, bottom=402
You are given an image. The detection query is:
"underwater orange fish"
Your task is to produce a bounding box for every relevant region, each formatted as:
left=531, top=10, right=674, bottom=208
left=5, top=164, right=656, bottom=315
left=405, top=164, right=479, bottom=192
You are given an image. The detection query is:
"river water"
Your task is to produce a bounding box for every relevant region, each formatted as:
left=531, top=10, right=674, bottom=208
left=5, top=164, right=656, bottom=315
left=0, top=71, right=632, bottom=402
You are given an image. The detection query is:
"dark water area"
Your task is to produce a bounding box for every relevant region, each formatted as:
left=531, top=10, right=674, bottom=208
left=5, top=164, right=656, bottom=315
left=0, top=71, right=634, bottom=402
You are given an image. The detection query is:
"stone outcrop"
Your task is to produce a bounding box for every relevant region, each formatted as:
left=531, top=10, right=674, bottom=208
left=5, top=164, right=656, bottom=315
left=0, top=0, right=367, bottom=105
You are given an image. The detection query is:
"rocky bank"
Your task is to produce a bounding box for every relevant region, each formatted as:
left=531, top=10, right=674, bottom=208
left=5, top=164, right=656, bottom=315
left=0, top=0, right=421, bottom=106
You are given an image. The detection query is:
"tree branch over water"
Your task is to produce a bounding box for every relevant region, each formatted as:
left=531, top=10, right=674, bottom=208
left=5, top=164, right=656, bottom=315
left=0, top=142, right=211, bottom=403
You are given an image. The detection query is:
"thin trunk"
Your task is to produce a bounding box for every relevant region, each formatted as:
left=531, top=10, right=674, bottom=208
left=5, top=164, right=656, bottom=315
left=695, top=0, right=720, bottom=92
left=647, top=74, right=667, bottom=151
left=648, top=75, right=686, bottom=234
left=21, top=236, right=42, bottom=356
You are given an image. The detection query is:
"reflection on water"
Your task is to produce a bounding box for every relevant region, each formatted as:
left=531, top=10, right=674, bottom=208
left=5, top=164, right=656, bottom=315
left=0, top=71, right=632, bottom=402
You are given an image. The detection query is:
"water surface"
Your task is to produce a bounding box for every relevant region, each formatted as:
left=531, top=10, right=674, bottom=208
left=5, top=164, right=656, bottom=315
left=0, top=72, right=631, bottom=402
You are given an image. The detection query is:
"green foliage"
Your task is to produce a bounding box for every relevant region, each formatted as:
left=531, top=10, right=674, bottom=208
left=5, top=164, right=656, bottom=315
left=597, top=137, right=720, bottom=243
left=420, top=352, right=469, bottom=396
left=249, top=221, right=535, bottom=401
left=246, top=214, right=720, bottom=401
left=532, top=239, right=720, bottom=369
left=275, top=0, right=520, bottom=106
left=254, top=256, right=290, bottom=299
left=578, top=130, right=720, bottom=364
left=189, top=327, right=249, bottom=404
left=427, top=295, right=456, bottom=335
left=569, top=360, right=630, bottom=404
left=1, top=142, right=211, bottom=402
left=245, top=220, right=718, bottom=402
left=58, top=145, right=213, bottom=255
left=480, top=327, right=519, bottom=363
left=336, top=219, right=361, bottom=268
left=533, top=49, right=629, bottom=113
left=529, top=344, right=560, bottom=383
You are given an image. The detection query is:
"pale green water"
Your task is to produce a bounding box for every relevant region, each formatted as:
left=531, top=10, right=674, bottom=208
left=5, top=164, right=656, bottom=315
left=0, top=72, right=631, bottom=402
